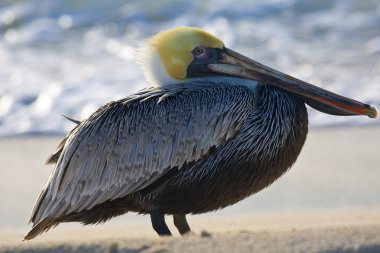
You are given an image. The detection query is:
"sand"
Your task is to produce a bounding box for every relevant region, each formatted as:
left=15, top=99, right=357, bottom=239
left=0, top=126, right=379, bottom=252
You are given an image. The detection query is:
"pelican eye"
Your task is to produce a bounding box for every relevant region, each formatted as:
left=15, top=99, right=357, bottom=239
left=193, top=46, right=207, bottom=58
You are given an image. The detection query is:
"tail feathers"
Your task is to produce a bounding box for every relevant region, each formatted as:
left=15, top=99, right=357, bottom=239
left=24, top=218, right=56, bottom=241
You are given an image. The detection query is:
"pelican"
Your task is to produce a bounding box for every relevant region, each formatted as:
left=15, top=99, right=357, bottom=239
left=25, top=27, right=377, bottom=240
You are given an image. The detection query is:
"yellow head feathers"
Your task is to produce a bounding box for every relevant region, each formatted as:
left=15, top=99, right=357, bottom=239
left=140, top=27, right=224, bottom=86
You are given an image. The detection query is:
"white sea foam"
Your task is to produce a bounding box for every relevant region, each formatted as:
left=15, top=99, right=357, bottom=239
left=0, top=0, right=379, bottom=136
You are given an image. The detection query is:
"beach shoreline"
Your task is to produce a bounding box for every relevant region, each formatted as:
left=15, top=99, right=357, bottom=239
left=1, top=210, right=380, bottom=253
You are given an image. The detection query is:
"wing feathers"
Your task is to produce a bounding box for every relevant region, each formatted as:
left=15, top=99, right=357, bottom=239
left=29, top=82, right=256, bottom=227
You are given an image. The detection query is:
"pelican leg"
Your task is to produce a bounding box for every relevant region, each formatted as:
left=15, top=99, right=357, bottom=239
left=173, top=214, right=191, bottom=235
left=150, top=210, right=172, bottom=236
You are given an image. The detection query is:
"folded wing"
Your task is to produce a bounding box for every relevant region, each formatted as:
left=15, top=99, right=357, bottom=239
left=29, top=82, right=256, bottom=229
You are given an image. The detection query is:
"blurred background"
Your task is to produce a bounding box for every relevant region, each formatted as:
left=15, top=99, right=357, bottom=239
left=0, top=0, right=380, bottom=237
left=0, top=0, right=380, bottom=136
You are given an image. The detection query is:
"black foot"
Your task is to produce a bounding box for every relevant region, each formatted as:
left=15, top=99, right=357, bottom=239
left=150, top=210, right=172, bottom=236
left=173, top=214, right=191, bottom=235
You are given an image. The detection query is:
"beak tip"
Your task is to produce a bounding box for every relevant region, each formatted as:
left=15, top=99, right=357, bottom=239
left=369, top=106, right=378, bottom=119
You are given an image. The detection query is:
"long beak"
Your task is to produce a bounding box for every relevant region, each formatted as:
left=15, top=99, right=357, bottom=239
left=208, top=47, right=377, bottom=118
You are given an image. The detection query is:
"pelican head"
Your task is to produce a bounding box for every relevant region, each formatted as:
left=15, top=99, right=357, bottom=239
left=140, top=27, right=377, bottom=118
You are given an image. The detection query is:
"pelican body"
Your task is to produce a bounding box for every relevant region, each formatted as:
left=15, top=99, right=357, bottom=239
left=25, top=27, right=377, bottom=239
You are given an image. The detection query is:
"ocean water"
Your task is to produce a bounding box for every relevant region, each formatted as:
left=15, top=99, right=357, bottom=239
left=0, top=0, right=379, bottom=136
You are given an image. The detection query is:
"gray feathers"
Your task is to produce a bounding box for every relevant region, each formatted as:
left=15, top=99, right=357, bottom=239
left=45, top=115, right=80, bottom=164
left=61, top=114, right=81, bottom=125
left=30, top=81, right=257, bottom=228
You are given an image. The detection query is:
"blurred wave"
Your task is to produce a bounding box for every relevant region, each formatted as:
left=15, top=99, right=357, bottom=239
left=0, top=0, right=380, bottom=136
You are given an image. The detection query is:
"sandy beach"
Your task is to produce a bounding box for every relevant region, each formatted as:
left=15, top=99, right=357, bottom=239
left=0, top=126, right=379, bottom=252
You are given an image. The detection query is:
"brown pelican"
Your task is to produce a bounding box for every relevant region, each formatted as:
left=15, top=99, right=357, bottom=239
left=25, top=27, right=377, bottom=240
